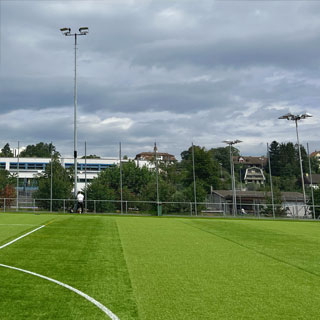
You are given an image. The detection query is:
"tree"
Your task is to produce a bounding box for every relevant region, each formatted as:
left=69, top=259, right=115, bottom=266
left=20, top=142, right=60, bottom=158
left=0, top=185, right=16, bottom=207
left=268, top=141, right=281, bottom=177
left=0, top=169, right=16, bottom=207
left=266, top=141, right=310, bottom=192
left=83, top=160, right=188, bottom=214
left=209, top=146, right=240, bottom=173
left=310, top=156, right=320, bottom=174
left=0, top=170, right=16, bottom=190
left=181, top=145, right=222, bottom=192
left=261, top=187, right=286, bottom=217
left=0, top=143, right=13, bottom=157
left=310, top=187, right=320, bottom=218
left=33, top=159, right=73, bottom=210
left=85, top=161, right=154, bottom=212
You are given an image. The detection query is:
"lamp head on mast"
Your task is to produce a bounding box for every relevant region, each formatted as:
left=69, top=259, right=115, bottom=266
left=60, top=27, right=71, bottom=36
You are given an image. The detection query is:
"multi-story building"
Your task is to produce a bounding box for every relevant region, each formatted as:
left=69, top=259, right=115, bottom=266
left=233, top=156, right=267, bottom=186
left=0, top=156, right=151, bottom=195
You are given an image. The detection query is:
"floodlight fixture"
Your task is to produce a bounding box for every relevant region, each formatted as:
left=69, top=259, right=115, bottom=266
left=79, top=27, right=89, bottom=34
left=60, top=27, right=71, bottom=35
left=279, top=112, right=313, bottom=121
left=278, top=113, right=294, bottom=120
left=300, top=112, right=312, bottom=119
left=222, top=139, right=242, bottom=146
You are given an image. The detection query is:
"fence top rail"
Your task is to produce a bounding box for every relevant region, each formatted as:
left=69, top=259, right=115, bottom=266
left=1, top=198, right=318, bottom=208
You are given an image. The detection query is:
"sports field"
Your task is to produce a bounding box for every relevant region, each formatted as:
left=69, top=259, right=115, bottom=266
left=1, top=213, right=320, bottom=319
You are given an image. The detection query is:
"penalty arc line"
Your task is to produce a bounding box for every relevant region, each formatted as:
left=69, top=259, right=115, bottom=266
left=0, top=263, right=120, bottom=320
left=0, top=224, right=120, bottom=320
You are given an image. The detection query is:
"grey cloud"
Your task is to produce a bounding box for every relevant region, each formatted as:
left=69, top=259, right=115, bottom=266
left=1, top=0, right=320, bottom=158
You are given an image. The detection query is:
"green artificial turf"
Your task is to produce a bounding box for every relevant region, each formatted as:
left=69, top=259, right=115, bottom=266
left=0, top=213, right=138, bottom=320
left=1, top=213, right=320, bottom=319
left=117, top=217, right=320, bottom=320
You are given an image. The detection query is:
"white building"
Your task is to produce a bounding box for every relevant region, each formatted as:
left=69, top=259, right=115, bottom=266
left=0, top=157, right=152, bottom=194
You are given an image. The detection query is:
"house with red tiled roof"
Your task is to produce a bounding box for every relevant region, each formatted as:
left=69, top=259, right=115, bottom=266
left=310, top=151, right=320, bottom=161
left=135, top=152, right=176, bottom=163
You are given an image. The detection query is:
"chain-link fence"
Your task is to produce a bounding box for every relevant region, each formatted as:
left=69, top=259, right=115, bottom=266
left=0, top=197, right=319, bottom=220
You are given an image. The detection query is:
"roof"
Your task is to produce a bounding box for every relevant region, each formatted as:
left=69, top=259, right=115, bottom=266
left=233, top=156, right=268, bottom=166
left=212, top=190, right=305, bottom=201
left=135, top=152, right=176, bottom=161
left=310, top=151, right=320, bottom=158
left=304, top=174, right=320, bottom=185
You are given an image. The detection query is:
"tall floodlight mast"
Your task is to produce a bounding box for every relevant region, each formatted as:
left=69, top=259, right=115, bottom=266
left=60, top=27, right=89, bottom=197
left=278, top=112, right=312, bottom=208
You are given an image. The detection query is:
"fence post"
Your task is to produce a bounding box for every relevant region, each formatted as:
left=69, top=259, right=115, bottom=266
left=4, top=198, right=6, bottom=212
left=63, top=200, right=65, bottom=213
left=33, top=199, right=35, bottom=213
left=190, top=202, right=192, bottom=216
left=94, top=200, right=96, bottom=213
left=223, top=203, right=226, bottom=217
left=125, top=201, right=128, bottom=214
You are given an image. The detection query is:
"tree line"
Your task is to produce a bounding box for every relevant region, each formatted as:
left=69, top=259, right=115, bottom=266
left=0, top=141, right=319, bottom=213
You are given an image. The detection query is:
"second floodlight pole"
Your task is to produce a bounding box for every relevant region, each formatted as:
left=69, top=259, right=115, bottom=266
left=119, top=142, right=123, bottom=214
left=154, top=142, right=160, bottom=216
left=295, top=119, right=307, bottom=207
left=192, top=143, right=197, bottom=216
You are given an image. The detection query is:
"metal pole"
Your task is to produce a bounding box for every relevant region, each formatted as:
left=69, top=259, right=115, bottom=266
left=307, top=142, right=315, bottom=219
left=154, top=142, right=160, bottom=216
left=229, top=144, right=237, bottom=216
left=50, top=142, right=53, bottom=212
left=239, top=166, right=242, bottom=211
left=74, top=33, right=78, bottom=198
left=295, top=119, right=307, bottom=207
left=192, top=143, right=198, bottom=216
left=119, top=142, right=123, bottom=214
left=85, top=141, right=87, bottom=213
left=16, top=141, right=19, bottom=212
left=267, top=143, right=275, bottom=218
left=232, top=158, right=237, bottom=215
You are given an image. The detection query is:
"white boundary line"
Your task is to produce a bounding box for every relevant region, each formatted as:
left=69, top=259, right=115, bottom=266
left=0, top=223, right=120, bottom=319
left=0, top=225, right=46, bottom=250
left=0, top=263, right=120, bottom=320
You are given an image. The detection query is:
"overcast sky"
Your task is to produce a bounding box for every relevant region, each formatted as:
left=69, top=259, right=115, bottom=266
left=1, top=0, right=320, bottom=159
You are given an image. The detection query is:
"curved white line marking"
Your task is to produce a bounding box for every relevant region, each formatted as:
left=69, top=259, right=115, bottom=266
left=0, top=225, right=45, bottom=250
left=0, top=263, right=120, bottom=320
